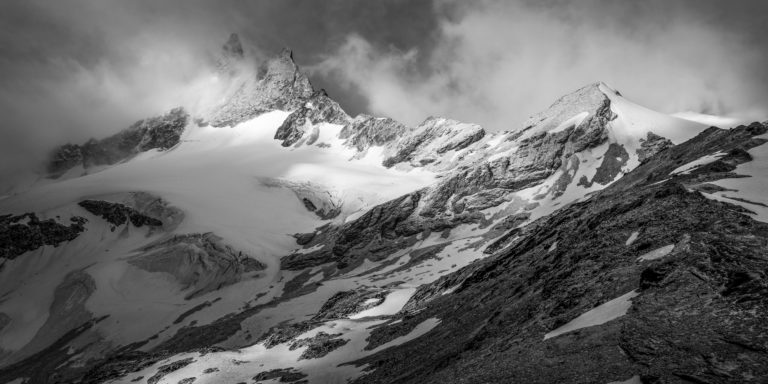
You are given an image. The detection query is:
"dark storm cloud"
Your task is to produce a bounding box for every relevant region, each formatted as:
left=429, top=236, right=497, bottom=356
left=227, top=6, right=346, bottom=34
left=0, top=0, right=766, bottom=183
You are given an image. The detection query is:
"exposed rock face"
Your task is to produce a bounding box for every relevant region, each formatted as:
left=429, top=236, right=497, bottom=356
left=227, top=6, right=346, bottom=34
left=0, top=213, right=86, bottom=260
left=274, top=89, right=351, bottom=147
left=47, top=107, right=189, bottom=177
left=77, top=192, right=183, bottom=233
left=207, top=48, right=314, bottom=127
left=348, top=122, right=768, bottom=384
left=339, top=115, right=410, bottom=153
left=382, top=117, right=485, bottom=168
left=128, top=233, right=266, bottom=299
left=637, top=131, right=673, bottom=163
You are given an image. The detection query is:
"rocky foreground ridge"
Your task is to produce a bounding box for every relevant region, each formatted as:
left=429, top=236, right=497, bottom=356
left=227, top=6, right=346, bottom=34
left=0, top=34, right=766, bottom=384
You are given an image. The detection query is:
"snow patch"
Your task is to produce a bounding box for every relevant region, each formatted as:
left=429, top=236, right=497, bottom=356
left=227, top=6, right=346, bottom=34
left=607, top=375, right=642, bottom=384
left=550, top=111, right=589, bottom=133
left=637, top=244, right=674, bottom=261
left=671, top=151, right=726, bottom=175
left=703, top=136, right=768, bottom=222
left=544, top=290, right=639, bottom=340
left=625, top=231, right=639, bottom=246
left=349, top=288, right=416, bottom=319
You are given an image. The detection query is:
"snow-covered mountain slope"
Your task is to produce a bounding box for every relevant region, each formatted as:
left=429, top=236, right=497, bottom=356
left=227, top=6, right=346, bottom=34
left=1, top=35, right=766, bottom=384
left=0, top=110, right=435, bottom=371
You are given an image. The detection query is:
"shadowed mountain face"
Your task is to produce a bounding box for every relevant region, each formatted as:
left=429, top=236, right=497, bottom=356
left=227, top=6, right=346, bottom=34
left=1, top=35, right=767, bottom=384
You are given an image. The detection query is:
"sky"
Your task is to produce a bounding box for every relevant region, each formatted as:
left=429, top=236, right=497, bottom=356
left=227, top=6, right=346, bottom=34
left=1, top=0, right=767, bottom=179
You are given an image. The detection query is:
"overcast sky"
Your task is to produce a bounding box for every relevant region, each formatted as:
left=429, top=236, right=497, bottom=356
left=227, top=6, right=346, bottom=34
left=1, top=0, right=767, bottom=178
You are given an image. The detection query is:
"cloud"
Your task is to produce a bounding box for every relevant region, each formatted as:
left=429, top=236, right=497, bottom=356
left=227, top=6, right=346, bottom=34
left=313, top=0, right=768, bottom=131
left=0, top=0, right=242, bottom=182
left=0, top=0, right=766, bottom=186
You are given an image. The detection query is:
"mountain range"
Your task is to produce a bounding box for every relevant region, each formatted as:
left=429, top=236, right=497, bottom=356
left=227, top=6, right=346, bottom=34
left=1, top=34, right=767, bottom=384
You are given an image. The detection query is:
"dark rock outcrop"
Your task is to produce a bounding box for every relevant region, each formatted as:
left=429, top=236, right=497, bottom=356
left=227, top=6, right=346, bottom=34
left=0, top=213, right=86, bottom=260
left=340, top=115, right=409, bottom=153
left=637, top=131, right=673, bottom=163
left=312, top=289, right=391, bottom=321
left=78, top=200, right=162, bottom=228
left=252, top=368, right=307, bottom=383
left=289, top=332, right=349, bottom=360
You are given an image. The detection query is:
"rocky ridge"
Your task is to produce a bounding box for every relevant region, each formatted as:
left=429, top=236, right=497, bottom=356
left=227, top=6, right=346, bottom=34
left=280, top=83, right=645, bottom=271
left=47, top=107, right=189, bottom=177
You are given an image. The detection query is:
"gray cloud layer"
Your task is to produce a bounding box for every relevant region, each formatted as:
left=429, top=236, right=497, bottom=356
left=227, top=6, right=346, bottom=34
left=0, top=0, right=766, bottom=181
left=315, top=0, right=768, bottom=129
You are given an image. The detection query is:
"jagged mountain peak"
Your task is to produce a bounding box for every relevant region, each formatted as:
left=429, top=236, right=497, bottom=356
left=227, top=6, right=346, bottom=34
left=205, top=41, right=314, bottom=127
